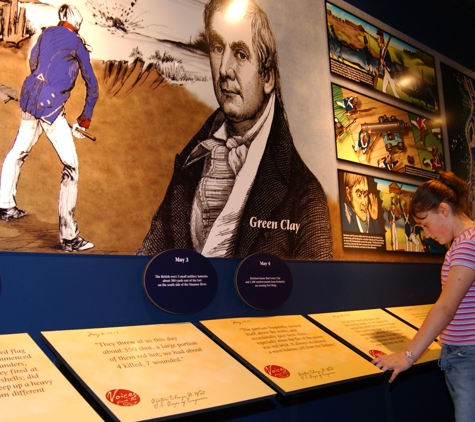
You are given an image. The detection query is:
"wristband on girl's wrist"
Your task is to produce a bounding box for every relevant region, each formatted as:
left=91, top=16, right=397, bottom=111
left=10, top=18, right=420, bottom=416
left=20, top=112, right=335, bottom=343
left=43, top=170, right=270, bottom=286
left=404, top=350, right=415, bottom=361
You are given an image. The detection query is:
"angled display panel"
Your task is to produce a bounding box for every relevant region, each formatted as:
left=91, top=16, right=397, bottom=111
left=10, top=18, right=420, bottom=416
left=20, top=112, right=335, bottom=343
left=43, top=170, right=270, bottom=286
left=0, top=333, right=102, bottom=422
left=200, top=315, right=382, bottom=395
left=384, top=304, right=434, bottom=330
left=41, top=323, right=275, bottom=422
left=309, top=309, right=441, bottom=364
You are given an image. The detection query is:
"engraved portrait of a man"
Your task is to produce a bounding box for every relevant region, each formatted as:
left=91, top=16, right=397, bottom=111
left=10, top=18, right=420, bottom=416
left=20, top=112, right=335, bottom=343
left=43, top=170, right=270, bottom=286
left=137, top=0, right=332, bottom=260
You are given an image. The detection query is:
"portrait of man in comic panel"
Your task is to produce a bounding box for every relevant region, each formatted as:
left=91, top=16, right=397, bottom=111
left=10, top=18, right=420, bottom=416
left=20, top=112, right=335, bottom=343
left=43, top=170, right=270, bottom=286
left=137, top=0, right=332, bottom=260
left=340, top=172, right=382, bottom=234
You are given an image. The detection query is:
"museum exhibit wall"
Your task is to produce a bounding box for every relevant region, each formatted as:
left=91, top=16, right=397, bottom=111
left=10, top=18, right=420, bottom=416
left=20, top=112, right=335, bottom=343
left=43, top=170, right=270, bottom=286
left=1, top=0, right=473, bottom=420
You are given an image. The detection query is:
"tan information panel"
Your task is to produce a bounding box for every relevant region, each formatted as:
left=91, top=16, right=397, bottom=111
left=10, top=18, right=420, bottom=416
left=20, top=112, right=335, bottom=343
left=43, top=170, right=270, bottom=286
left=200, top=315, right=381, bottom=395
left=41, top=323, right=274, bottom=422
left=0, top=333, right=102, bottom=422
left=309, top=309, right=441, bottom=363
left=385, top=304, right=433, bottom=329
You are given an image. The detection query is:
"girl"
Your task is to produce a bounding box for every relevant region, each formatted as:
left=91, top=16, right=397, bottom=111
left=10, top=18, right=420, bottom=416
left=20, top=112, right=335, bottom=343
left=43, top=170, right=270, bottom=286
left=372, top=172, right=475, bottom=421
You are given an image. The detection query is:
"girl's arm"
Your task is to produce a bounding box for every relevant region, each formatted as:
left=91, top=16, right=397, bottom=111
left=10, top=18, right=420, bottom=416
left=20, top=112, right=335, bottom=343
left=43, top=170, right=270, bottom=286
left=372, top=265, right=475, bottom=382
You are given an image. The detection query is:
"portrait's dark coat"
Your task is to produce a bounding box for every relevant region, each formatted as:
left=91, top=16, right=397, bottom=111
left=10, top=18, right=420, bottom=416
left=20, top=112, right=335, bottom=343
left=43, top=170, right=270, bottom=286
left=137, top=98, right=332, bottom=260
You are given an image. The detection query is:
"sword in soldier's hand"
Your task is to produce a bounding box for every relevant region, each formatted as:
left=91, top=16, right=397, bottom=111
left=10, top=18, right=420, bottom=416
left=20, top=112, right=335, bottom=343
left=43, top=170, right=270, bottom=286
left=0, top=83, right=97, bottom=142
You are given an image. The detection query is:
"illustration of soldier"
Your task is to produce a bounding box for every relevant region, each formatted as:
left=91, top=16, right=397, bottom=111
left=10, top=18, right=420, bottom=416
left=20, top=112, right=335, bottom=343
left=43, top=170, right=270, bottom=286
left=402, top=202, right=420, bottom=252
left=375, top=29, right=400, bottom=98
left=387, top=198, right=401, bottom=251
left=336, top=96, right=358, bottom=115
left=0, top=4, right=98, bottom=252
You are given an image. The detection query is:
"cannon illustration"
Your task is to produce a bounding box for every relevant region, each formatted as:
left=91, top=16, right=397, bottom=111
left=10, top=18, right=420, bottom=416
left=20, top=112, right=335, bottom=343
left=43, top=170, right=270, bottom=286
left=360, top=115, right=410, bottom=152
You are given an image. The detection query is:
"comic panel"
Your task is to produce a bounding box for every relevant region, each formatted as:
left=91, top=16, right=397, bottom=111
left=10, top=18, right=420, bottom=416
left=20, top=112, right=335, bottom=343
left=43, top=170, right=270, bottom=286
left=338, top=169, right=445, bottom=254
left=326, top=2, right=439, bottom=113
left=333, top=84, right=445, bottom=178
left=440, top=62, right=475, bottom=218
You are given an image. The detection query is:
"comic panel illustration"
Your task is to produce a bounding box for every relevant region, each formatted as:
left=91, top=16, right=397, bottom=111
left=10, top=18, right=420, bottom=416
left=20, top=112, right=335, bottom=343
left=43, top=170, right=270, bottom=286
left=333, top=84, right=445, bottom=178
left=440, top=62, right=475, bottom=218
left=0, top=0, right=333, bottom=260
left=326, top=2, right=439, bottom=113
left=338, top=169, right=445, bottom=254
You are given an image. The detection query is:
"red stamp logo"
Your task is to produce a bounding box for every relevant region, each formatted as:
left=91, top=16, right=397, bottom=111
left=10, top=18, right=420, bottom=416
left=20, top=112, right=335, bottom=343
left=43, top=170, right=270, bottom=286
left=106, top=389, right=140, bottom=406
left=264, top=365, right=291, bottom=378
left=369, top=350, right=386, bottom=358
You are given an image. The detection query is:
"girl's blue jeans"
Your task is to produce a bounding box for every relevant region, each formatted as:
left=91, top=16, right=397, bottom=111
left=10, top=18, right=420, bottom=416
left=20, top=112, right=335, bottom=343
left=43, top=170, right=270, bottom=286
left=439, top=343, right=475, bottom=422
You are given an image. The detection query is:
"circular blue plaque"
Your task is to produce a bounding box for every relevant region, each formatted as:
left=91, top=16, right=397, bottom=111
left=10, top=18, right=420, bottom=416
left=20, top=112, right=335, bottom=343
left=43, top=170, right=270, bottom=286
left=143, top=249, right=218, bottom=314
left=235, top=253, right=293, bottom=310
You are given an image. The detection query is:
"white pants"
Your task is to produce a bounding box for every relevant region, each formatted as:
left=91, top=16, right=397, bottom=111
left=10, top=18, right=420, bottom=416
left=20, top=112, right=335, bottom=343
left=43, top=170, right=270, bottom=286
left=0, top=111, right=79, bottom=241
left=390, top=222, right=398, bottom=251
left=382, top=70, right=400, bottom=98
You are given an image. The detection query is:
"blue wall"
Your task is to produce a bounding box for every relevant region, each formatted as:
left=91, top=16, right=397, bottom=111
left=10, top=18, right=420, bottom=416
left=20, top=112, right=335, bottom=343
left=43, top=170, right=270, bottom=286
left=0, top=252, right=454, bottom=421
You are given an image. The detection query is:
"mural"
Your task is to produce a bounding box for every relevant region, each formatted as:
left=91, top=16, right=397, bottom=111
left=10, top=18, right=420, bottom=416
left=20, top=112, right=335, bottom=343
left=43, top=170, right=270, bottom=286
left=333, top=84, right=445, bottom=178
left=326, top=2, right=439, bottom=113
left=136, top=0, right=332, bottom=260
left=0, top=0, right=332, bottom=259
left=338, top=170, right=445, bottom=254
left=440, top=62, right=475, bottom=219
